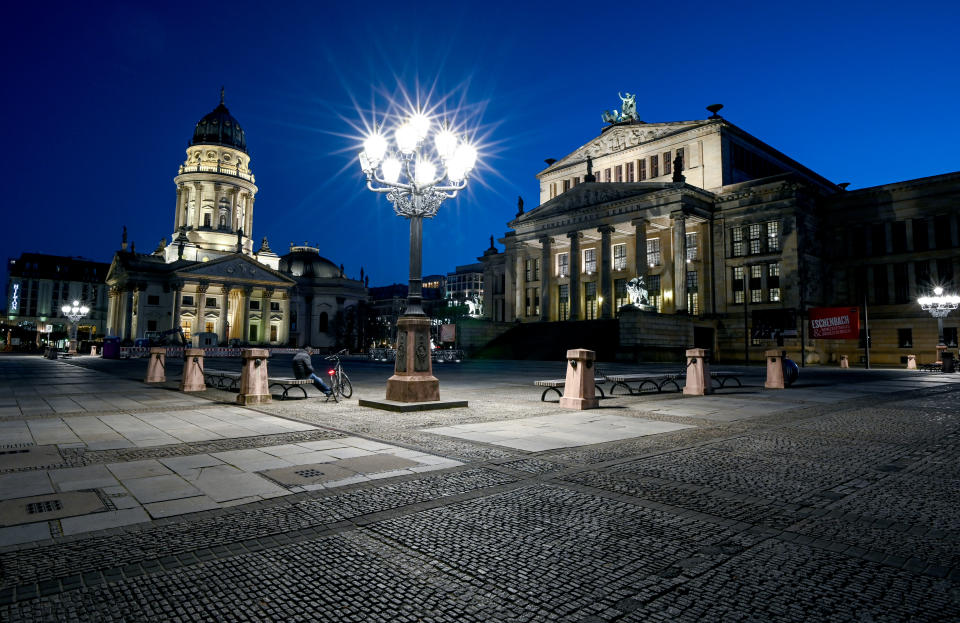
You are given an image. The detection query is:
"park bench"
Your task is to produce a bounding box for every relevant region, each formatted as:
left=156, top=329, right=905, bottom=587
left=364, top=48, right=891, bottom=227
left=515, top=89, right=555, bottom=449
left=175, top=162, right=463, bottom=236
left=607, top=373, right=682, bottom=395
left=534, top=367, right=610, bottom=401
left=710, top=371, right=743, bottom=388
left=204, top=369, right=241, bottom=390
left=268, top=376, right=335, bottom=401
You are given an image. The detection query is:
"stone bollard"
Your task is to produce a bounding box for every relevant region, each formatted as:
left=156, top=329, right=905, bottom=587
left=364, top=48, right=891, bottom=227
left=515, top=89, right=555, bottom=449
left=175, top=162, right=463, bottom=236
left=559, top=348, right=599, bottom=410
left=237, top=348, right=272, bottom=405
left=683, top=348, right=712, bottom=396
left=180, top=348, right=206, bottom=392
left=765, top=349, right=786, bottom=389
left=145, top=347, right=166, bottom=383
left=906, top=354, right=917, bottom=370
left=840, top=354, right=849, bottom=369
left=90, top=345, right=98, bottom=356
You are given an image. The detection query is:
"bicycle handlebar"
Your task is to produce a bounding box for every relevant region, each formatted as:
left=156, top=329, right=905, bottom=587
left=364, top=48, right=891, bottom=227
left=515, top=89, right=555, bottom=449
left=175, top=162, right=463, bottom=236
left=323, top=349, right=348, bottom=360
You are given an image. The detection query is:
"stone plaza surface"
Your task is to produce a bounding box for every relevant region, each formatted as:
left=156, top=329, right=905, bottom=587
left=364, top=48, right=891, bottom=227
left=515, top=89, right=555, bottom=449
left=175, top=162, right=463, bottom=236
left=0, top=353, right=958, bottom=621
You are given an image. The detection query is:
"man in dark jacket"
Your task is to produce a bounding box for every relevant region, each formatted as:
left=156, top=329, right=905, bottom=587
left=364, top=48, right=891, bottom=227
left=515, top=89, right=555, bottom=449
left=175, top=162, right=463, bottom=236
left=292, top=347, right=332, bottom=397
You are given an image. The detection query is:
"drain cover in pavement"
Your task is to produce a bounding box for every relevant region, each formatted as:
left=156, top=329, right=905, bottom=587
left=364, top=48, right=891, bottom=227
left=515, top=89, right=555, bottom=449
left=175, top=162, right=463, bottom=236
left=0, top=445, right=63, bottom=470
left=262, top=455, right=420, bottom=486
left=0, top=491, right=105, bottom=527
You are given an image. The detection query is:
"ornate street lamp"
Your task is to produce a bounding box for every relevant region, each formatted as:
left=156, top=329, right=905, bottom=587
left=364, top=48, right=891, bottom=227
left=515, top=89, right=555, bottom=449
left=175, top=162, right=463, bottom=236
left=358, top=111, right=478, bottom=402
left=61, top=299, right=90, bottom=354
left=918, top=286, right=960, bottom=359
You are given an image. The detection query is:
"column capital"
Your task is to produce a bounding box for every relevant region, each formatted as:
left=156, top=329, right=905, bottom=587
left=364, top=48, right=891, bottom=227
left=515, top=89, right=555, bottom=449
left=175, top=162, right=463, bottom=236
left=168, top=279, right=184, bottom=291
left=671, top=211, right=687, bottom=223
left=197, top=282, right=209, bottom=294
left=242, top=285, right=254, bottom=296
left=220, top=284, right=232, bottom=295
left=566, top=231, right=583, bottom=241
left=263, top=288, right=275, bottom=298
left=598, top=225, right=615, bottom=235
left=630, top=217, right=649, bottom=228
left=538, top=234, right=554, bottom=245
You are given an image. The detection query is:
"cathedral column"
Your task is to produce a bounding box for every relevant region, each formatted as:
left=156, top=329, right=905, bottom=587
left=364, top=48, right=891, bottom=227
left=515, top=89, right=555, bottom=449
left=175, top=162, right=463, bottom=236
left=213, top=184, right=223, bottom=228
left=632, top=218, right=648, bottom=277
left=174, top=186, right=184, bottom=230
left=197, top=283, right=208, bottom=336
left=261, top=288, right=273, bottom=343
left=503, top=241, right=516, bottom=322
left=672, top=213, right=688, bottom=314
left=122, top=287, right=134, bottom=341
left=107, top=288, right=118, bottom=335
left=568, top=231, right=582, bottom=320
left=245, top=197, right=255, bottom=238
left=220, top=285, right=231, bottom=343
left=241, top=286, right=253, bottom=342
left=598, top=225, right=615, bottom=319
left=193, top=183, right=203, bottom=229
left=539, top=235, right=553, bottom=322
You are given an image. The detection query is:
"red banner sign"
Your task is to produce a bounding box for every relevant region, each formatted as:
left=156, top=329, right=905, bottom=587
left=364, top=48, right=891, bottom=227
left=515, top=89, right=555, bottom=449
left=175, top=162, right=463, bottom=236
left=808, top=307, right=860, bottom=340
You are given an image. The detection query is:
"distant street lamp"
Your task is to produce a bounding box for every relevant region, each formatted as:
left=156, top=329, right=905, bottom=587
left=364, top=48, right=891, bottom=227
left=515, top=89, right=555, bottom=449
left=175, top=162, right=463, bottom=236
left=61, top=300, right=90, bottom=354
left=358, top=111, right=478, bottom=402
left=918, top=286, right=960, bottom=358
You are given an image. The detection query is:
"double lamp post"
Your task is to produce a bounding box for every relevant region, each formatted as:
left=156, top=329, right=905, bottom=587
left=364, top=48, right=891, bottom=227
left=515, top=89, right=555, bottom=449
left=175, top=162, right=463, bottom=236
left=358, top=111, right=478, bottom=402
left=61, top=300, right=90, bottom=354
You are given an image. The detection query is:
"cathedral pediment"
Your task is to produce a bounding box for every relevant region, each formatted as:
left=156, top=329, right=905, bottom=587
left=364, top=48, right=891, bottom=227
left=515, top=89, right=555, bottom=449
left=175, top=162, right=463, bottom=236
left=541, top=120, right=710, bottom=176
left=175, top=253, right=295, bottom=285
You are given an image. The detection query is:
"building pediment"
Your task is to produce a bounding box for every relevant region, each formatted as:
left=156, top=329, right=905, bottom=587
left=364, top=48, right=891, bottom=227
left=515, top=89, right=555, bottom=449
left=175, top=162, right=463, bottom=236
left=175, top=253, right=295, bottom=286
left=540, top=120, right=711, bottom=176
left=516, top=183, right=664, bottom=224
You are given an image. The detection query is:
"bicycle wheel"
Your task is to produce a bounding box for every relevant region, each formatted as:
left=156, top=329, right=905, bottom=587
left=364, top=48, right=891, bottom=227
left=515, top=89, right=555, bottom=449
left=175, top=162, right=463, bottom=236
left=338, top=373, right=353, bottom=398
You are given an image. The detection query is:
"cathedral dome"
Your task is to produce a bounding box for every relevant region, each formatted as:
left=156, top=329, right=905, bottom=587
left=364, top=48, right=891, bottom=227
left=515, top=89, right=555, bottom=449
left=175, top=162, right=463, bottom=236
left=279, top=245, right=341, bottom=278
left=191, top=89, right=247, bottom=153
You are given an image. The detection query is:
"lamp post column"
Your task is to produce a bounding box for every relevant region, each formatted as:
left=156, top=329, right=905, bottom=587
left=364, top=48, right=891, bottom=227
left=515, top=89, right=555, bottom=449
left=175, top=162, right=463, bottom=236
left=387, top=214, right=439, bottom=402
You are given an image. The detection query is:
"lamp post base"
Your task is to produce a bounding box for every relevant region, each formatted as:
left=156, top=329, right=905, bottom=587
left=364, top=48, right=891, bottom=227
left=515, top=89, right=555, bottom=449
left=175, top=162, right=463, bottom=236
left=386, top=315, right=440, bottom=402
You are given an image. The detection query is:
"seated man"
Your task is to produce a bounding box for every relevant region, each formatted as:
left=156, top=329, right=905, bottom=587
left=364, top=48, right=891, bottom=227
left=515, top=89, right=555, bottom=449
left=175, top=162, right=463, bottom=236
left=292, top=346, right=333, bottom=397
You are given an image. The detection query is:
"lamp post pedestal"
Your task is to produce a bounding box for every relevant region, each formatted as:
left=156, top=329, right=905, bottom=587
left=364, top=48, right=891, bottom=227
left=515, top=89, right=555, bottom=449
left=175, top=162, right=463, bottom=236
left=386, top=315, right=439, bottom=402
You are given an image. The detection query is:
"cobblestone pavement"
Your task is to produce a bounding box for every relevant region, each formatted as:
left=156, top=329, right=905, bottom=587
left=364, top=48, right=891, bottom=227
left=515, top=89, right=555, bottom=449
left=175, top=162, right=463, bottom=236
left=1, top=354, right=959, bottom=621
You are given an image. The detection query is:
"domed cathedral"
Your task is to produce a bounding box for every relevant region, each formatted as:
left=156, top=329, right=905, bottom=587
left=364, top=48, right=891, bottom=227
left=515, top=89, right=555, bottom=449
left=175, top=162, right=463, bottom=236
left=105, top=90, right=368, bottom=348
left=163, top=88, right=261, bottom=264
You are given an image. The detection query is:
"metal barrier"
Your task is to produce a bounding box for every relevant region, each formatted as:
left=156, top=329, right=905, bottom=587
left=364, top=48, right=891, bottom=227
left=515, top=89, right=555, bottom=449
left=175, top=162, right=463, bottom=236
left=368, top=348, right=463, bottom=363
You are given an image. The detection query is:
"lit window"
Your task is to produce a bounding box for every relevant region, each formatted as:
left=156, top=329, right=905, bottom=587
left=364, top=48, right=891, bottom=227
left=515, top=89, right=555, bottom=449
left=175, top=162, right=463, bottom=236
left=685, top=232, right=699, bottom=261
left=749, top=224, right=762, bottom=254
left=583, top=249, right=597, bottom=274
left=767, top=221, right=780, bottom=251
left=647, top=238, right=661, bottom=267
left=732, top=227, right=745, bottom=257
left=556, top=253, right=569, bottom=277
left=613, top=244, right=627, bottom=271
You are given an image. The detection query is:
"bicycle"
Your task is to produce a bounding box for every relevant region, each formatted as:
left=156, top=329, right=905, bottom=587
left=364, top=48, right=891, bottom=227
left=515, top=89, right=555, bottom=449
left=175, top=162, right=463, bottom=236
left=323, top=349, right=353, bottom=399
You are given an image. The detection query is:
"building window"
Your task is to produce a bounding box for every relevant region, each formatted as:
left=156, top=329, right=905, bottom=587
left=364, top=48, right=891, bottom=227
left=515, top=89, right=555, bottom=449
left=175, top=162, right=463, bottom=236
left=686, top=270, right=699, bottom=315
left=534, top=258, right=540, bottom=281
left=249, top=325, right=258, bottom=342
left=749, top=224, right=762, bottom=255
left=915, top=260, right=931, bottom=290
left=663, top=151, right=672, bottom=176
left=604, top=168, right=611, bottom=182
left=750, top=265, right=763, bottom=303
left=937, top=258, right=954, bottom=287
left=525, top=289, right=532, bottom=316
left=613, top=244, right=627, bottom=271
left=639, top=159, right=647, bottom=181
left=270, top=325, right=278, bottom=341
left=626, top=162, right=635, bottom=182
left=647, top=238, right=661, bottom=267
left=647, top=274, right=661, bottom=312
left=249, top=300, right=260, bottom=310
left=562, top=179, right=570, bottom=192
left=897, top=328, right=913, bottom=348
left=873, top=265, right=889, bottom=304
left=945, top=327, right=959, bottom=347
left=732, top=266, right=745, bottom=304
left=650, top=155, right=659, bottom=178
left=147, top=294, right=160, bottom=305
left=318, top=311, right=329, bottom=333
left=871, top=224, right=886, bottom=255
left=767, top=221, right=780, bottom=252
left=205, top=321, right=214, bottom=333
left=270, top=301, right=280, bottom=311
left=615, top=165, right=623, bottom=182
left=182, top=321, right=192, bottom=339
left=557, top=252, right=569, bottom=277
left=206, top=297, right=217, bottom=308
left=685, top=232, right=699, bottom=261
left=147, top=320, right=158, bottom=332
left=732, top=227, right=745, bottom=257
left=182, top=295, right=194, bottom=306
left=558, top=284, right=569, bottom=320
left=573, top=176, right=580, bottom=186
left=935, top=215, right=952, bottom=249
left=525, top=259, right=535, bottom=282
left=893, top=263, right=909, bottom=303
left=583, top=248, right=597, bottom=274
left=768, top=263, right=781, bottom=302
left=585, top=282, right=597, bottom=320
left=203, top=213, right=212, bottom=228
left=913, top=218, right=929, bottom=251
left=891, top=221, right=907, bottom=253
left=615, top=278, right=628, bottom=309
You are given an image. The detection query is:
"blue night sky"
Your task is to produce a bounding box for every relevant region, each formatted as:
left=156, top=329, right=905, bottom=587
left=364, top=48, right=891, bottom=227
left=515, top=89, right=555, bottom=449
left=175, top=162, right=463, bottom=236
left=1, top=0, right=957, bottom=289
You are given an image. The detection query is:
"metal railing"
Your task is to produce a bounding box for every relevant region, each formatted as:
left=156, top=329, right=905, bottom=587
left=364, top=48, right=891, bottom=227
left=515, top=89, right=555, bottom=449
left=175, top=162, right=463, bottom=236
left=178, top=164, right=255, bottom=183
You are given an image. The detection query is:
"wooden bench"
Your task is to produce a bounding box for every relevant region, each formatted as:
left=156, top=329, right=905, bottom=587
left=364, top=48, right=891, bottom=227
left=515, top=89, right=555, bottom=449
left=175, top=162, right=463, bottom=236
left=607, top=374, right=682, bottom=395
left=534, top=367, right=610, bottom=401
